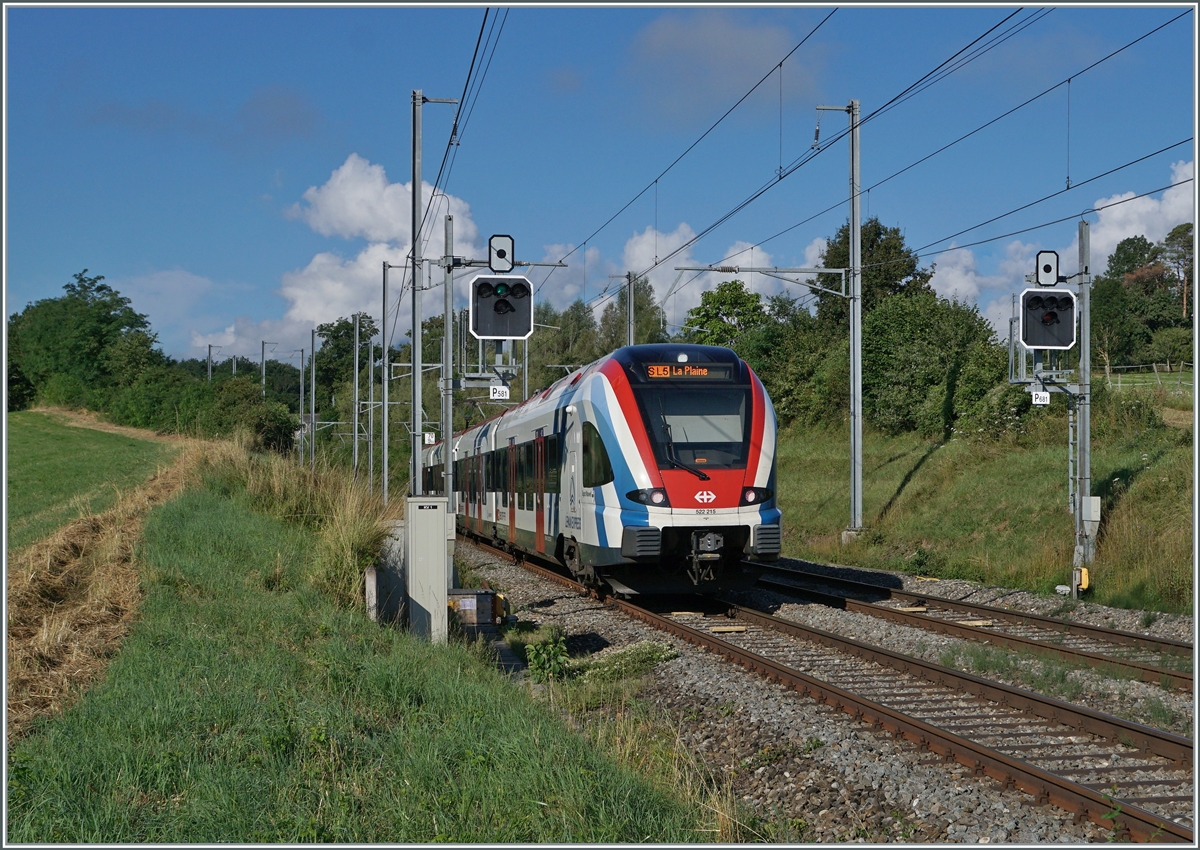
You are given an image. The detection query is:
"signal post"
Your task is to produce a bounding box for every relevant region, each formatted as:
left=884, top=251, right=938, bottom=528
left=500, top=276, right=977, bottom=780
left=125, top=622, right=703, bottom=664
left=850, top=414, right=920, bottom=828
left=1009, top=221, right=1096, bottom=598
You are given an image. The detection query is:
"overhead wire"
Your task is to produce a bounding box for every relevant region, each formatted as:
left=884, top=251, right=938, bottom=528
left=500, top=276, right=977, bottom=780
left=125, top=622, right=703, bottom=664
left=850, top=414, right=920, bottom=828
left=680, top=8, right=1192, bottom=291
left=911, top=178, right=1194, bottom=262
left=533, top=7, right=838, bottom=296
left=631, top=7, right=1051, bottom=283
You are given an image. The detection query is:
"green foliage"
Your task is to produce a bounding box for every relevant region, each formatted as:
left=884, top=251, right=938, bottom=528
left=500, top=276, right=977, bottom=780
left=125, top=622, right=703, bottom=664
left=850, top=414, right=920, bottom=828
left=8, top=270, right=153, bottom=394
left=597, top=276, right=668, bottom=352
left=862, top=292, right=1000, bottom=438
left=1148, top=327, right=1192, bottom=367
left=569, top=641, right=679, bottom=683
left=315, top=313, right=377, bottom=418
left=526, top=626, right=570, bottom=683
left=107, top=367, right=214, bottom=432
left=1091, top=228, right=1193, bottom=368
left=192, top=377, right=294, bottom=452
left=815, top=216, right=935, bottom=326
left=681, top=279, right=767, bottom=347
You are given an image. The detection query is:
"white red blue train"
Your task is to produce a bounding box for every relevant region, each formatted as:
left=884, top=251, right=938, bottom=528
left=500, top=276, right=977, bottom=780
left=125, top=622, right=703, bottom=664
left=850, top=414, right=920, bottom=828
left=421, top=343, right=781, bottom=588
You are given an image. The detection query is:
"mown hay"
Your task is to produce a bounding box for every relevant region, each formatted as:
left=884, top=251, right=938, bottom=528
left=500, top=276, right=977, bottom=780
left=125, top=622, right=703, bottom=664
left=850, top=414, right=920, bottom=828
left=6, top=440, right=208, bottom=742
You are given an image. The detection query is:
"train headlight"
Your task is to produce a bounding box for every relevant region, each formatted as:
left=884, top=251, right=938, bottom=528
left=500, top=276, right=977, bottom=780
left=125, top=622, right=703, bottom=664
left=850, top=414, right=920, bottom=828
left=627, top=488, right=670, bottom=507
left=740, top=487, right=773, bottom=506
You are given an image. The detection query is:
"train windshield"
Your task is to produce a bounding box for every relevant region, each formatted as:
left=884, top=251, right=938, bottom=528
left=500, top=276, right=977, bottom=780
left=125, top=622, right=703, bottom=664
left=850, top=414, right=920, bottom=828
left=633, top=387, right=751, bottom=470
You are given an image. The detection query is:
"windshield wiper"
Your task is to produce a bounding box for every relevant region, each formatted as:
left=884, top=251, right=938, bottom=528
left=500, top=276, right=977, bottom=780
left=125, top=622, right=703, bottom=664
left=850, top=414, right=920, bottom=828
left=660, top=416, right=709, bottom=480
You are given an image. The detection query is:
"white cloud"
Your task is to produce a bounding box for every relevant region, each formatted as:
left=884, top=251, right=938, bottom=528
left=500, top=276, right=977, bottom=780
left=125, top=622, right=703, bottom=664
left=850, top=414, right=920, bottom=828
left=930, top=246, right=1010, bottom=302
left=533, top=243, right=604, bottom=311
left=285, top=152, right=480, bottom=252
left=187, top=153, right=484, bottom=360
left=1080, top=159, right=1193, bottom=277
left=933, top=159, right=1194, bottom=341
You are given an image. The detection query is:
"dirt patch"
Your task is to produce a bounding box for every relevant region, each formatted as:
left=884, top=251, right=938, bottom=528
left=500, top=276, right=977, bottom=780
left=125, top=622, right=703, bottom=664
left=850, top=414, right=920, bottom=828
left=5, top=439, right=209, bottom=743
left=32, top=406, right=183, bottom=443
left=1161, top=407, right=1193, bottom=429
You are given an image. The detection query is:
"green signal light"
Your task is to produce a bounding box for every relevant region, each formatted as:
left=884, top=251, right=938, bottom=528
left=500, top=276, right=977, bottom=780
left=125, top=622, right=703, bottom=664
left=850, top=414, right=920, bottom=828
left=493, top=282, right=511, bottom=297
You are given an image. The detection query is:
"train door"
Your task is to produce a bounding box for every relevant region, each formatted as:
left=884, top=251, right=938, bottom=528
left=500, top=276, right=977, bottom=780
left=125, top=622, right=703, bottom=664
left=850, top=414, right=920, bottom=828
left=567, top=448, right=579, bottom=527
left=507, top=441, right=517, bottom=543
left=534, top=434, right=546, bottom=554
left=474, top=454, right=483, bottom=533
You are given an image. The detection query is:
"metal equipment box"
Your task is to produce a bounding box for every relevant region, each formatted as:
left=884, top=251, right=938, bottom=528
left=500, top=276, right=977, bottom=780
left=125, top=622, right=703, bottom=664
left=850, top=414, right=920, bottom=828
left=405, top=497, right=453, bottom=643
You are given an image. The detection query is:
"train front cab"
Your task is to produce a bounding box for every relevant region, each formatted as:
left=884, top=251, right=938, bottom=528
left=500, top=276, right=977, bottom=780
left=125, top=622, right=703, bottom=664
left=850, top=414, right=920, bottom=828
left=569, top=345, right=782, bottom=587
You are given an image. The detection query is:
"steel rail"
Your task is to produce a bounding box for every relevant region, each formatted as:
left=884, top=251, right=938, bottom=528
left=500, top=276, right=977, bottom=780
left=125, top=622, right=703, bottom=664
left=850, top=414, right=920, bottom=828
left=461, top=537, right=1192, bottom=841
left=763, top=563, right=1193, bottom=657
left=615, top=599, right=1192, bottom=843
left=718, top=602, right=1192, bottom=766
left=754, top=574, right=1192, bottom=692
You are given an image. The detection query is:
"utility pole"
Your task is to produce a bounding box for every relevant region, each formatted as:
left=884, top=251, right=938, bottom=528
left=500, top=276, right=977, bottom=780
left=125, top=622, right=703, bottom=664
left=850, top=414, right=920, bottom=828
left=261, top=341, right=277, bottom=398
left=298, top=348, right=305, bottom=463
left=410, top=89, right=458, bottom=497
left=310, top=328, right=316, bottom=470
left=442, top=214, right=455, bottom=502
left=368, top=340, right=375, bottom=494
left=816, top=99, right=863, bottom=540
left=353, top=313, right=360, bottom=480
left=1075, top=220, right=1095, bottom=576
left=207, top=344, right=218, bottom=382
left=382, top=261, right=392, bottom=505
left=627, top=270, right=635, bottom=347
left=412, top=89, right=425, bottom=497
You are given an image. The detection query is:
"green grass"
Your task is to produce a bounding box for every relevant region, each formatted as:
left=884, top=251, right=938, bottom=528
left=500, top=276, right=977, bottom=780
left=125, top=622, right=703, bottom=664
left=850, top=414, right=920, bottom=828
left=6, top=485, right=709, bottom=844
left=6, top=410, right=177, bottom=551
left=776, top=404, right=1192, bottom=612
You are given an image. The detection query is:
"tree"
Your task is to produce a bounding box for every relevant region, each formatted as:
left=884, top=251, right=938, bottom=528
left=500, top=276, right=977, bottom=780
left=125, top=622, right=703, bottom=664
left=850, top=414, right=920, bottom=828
left=315, top=312, right=379, bottom=414
left=1149, top=327, right=1192, bottom=370
left=1158, top=222, right=1193, bottom=321
left=596, top=276, right=667, bottom=353
left=681, top=279, right=768, bottom=347
left=815, top=217, right=934, bottom=327
left=103, top=329, right=166, bottom=387
left=862, top=292, right=998, bottom=438
left=1093, top=233, right=1191, bottom=365
left=1091, top=275, right=1137, bottom=384
left=8, top=270, right=152, bottom=395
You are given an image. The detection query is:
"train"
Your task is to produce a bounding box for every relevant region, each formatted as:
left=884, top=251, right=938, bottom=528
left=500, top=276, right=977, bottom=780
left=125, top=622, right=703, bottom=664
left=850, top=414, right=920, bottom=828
left=420, top=343, right=781, bottom=589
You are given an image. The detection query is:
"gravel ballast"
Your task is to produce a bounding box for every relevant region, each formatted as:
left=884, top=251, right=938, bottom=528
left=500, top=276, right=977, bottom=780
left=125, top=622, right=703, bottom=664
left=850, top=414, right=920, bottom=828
left=457, top=544, right=1193, bottom=843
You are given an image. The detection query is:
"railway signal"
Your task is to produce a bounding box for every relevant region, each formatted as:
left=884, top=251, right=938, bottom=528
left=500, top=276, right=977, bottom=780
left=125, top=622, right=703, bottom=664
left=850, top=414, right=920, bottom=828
left=1019, top=288, right=1077, bottom=350
left=488, top=234, right=515, bottom=273
left=1035, top=250, right=1061, bottom=286
left=469, top=273, right=534, bottom=340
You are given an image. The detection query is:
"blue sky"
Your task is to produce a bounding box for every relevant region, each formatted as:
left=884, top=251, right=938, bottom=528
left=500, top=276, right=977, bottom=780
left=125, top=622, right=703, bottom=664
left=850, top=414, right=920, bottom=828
left=4, top=4, right=1195, bottom=362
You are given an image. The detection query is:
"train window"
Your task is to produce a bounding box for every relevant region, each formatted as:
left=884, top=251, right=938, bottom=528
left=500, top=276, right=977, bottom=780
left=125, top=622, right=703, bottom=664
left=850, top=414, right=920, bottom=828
left=522, top=442, right=534, bottom=509
left=581, top=422, right=614, bottom=487
left=634, top=387, right=752, bottom=469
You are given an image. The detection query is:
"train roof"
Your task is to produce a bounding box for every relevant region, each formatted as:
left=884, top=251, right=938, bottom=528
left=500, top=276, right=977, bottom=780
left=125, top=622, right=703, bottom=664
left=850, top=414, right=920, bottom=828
left=430, top=343, right=749, bottom=449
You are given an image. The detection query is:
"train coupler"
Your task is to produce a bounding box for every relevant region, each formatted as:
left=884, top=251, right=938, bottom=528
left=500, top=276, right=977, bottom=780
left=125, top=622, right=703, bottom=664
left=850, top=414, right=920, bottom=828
left=688, top=531, right=724, bottom=585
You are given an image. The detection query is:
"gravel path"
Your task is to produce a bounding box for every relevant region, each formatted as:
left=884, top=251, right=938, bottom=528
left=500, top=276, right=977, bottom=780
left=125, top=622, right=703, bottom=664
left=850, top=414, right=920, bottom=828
left=457, top=544, right=1193, bottom=843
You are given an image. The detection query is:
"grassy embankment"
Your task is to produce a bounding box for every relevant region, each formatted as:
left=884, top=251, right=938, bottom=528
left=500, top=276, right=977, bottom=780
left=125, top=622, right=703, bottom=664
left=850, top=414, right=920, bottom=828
left=6, top=409, right=179, bottom=552
left=776, top=387, right=1193, bottom=613
left=6, top=413, right=738, bottom=843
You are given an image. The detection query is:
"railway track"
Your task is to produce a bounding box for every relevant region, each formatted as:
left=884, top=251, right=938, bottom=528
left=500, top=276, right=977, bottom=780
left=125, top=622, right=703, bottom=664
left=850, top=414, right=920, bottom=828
left=465, top=537, right=1193, bottom=842
left=753, top=564, right=1193, bottom=692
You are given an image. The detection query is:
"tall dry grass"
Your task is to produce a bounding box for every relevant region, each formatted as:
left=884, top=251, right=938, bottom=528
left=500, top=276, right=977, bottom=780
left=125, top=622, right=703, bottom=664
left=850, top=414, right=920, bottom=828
left=196, top=441, right=403, bottom=609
